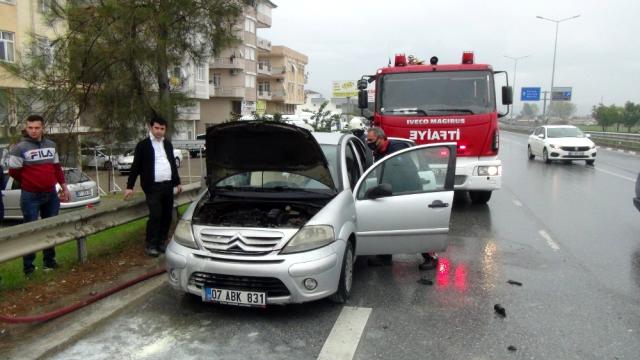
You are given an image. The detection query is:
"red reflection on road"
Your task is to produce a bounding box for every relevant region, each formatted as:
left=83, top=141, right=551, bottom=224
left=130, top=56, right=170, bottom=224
left=435, top=257, right=468, bottom=292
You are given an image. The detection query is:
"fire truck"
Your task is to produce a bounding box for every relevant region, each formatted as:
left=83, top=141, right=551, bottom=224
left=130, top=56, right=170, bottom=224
left=357, top=52, right=513, bottom=204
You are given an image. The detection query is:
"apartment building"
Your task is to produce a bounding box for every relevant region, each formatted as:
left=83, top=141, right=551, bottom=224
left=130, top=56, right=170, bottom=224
left=258, top=45, right=308, bottom=116
left=0, top=0, right=60, bottom=129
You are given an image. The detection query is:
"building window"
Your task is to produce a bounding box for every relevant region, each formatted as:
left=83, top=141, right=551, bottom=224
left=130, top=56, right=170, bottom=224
left=35, top=37, right=54, bottom=66
left=0, top=31, right=15, bottom=63
left=244, top=47, right=255, bottom=61
left=0, top=0, right=17, bottom=5
left=211, top=73, right=221, bottom=87
left=37, top=0, right=49, bottom=13
left=245, top=75, right=256, bottom=88
left=258, top=81, right=270, bottom=92
left=196, top=64, right=205, bottom=81
left=244, top=18, right=255, bottom=34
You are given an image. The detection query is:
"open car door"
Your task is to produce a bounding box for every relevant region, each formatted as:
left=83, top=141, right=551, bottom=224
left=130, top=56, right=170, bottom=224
left=353, top=143, right=457, bottom=255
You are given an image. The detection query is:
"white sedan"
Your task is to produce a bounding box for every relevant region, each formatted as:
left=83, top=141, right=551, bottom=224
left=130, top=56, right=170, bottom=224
left=527, top=125, right=597, bottom=165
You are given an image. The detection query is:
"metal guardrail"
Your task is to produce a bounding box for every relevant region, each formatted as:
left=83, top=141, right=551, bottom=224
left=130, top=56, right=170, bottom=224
left=0, top=183, right=203, bottom=264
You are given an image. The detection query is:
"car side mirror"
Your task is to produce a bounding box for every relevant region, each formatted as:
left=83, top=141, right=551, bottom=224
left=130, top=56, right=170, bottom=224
left=364, top=183, right=392, bottom=199
left=537, top=134, right=545, bottom=139
left=502, top=86, right=513, bottom=105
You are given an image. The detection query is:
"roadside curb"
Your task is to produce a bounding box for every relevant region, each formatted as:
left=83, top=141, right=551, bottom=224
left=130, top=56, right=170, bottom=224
left=3, top=274, right=166, bottom=359
left=601, top=147, right=637, bottom=156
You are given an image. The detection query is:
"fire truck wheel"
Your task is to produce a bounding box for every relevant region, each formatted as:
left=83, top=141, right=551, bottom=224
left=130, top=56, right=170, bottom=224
left=469, top=190, right=492, bottom=204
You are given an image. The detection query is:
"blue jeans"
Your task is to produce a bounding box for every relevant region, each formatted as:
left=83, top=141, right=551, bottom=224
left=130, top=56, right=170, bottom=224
left=21, top=190, right=60, bottom=273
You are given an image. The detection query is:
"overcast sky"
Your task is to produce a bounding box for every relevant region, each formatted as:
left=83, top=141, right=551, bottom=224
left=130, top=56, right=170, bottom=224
left=262, top=0, right=640, bottom=116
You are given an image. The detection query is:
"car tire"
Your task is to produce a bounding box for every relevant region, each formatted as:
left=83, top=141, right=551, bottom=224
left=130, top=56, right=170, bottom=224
left=586, top=160, right=595, bottom=166
left=469, top=190, right=492, bottom=204
left=543, top=148, right=551, bottom=164
left=528, top=146, right=535, bottom=160
left=330, top=241, right=354, bottom=304
left=175, top=157, right=181, bottom=168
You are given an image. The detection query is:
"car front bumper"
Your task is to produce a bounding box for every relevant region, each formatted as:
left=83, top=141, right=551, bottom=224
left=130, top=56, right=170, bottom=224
left=548, top=148, right=597, bottom=160
left=453, top=157, right=502, bottom=191
left=165, top=240, right=345, bottom=305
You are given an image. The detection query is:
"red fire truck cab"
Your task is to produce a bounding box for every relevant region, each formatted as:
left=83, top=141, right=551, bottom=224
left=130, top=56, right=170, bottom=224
left=358, top=52, right=513, bottom=204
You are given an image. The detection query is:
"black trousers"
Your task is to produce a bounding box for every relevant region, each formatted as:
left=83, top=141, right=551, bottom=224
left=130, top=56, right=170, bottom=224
left=144, top=182, right=174, bottom=249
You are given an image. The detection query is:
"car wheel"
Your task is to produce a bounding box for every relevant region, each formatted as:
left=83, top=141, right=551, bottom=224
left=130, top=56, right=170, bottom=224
left=527, top=145, right=535, bottom=160
left=175, top=157, right=181, bottom=168
left=103, top=161, right=113, bottom=170
left=563, top=160, right=572, bottom=165
left=543, top=148, right=551, bottom=164
left=469, top=190, right=492, bottom=204
left=330, top=241, right=354, bottom=304
left=586, top=160, right=595, bottom=166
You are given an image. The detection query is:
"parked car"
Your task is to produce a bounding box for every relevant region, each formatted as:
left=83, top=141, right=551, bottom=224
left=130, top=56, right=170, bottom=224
left=81, top=147, right=117, bottom=170
left=188, top=133, right=206, bottom=158
left=634, top=172, right=640, bottom=212
left=527, top=125, right=597, bottom=165
left=2, top=168, right=100, bottom=219
left=117, top=148, right=185, bottom=174
left=166, top=121, right=457, bottom=306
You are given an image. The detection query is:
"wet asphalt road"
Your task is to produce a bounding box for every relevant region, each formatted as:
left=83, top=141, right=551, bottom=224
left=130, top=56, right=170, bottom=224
left=47, top=131, right=640, bottom=360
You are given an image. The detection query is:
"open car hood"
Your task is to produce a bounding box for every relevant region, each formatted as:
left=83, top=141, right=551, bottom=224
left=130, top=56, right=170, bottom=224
left=206, top=121, right=336, bottom=192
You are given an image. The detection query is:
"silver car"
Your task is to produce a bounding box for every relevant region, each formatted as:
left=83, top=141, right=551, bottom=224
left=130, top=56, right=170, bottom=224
left=2, top=168, right=100, bottom=219
left=166, top=121, right=457, bottom=306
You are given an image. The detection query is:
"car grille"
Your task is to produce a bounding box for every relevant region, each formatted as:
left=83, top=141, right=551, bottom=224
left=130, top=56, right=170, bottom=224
left=560, top=146, right=590, bottom=151
left=198, top=229, right=284, bottom=256
left=189, top=272, right=290, bottom=297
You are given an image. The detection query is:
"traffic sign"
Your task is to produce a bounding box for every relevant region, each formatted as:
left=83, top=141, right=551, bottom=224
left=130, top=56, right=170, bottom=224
left=521, top=87, right=541, bottom=101
left=551, top=87, right=572, bottom=101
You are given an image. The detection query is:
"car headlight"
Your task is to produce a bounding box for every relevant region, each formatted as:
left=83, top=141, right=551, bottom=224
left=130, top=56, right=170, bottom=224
left=281, top=225, right=335, bottom=254
left=173, top=220, right=198, bottom=249
left=549, top=144, right=558, bottom=149
left=477, top=165, right=501, bottom=176
left=591, top=145, right=596, bottom=149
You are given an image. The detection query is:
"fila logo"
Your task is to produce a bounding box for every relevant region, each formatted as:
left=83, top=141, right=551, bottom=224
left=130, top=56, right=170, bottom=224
left=26, top=148, right=55, bottom=161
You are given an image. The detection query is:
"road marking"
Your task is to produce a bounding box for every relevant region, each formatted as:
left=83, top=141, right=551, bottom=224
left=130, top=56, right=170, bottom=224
left=539, top=230, right=560, bottom=251
left=512, top=200, right=523, bottom=207
left=594, top=167, right=636, bottom=182
left=317, top=306, right=372, bottom=360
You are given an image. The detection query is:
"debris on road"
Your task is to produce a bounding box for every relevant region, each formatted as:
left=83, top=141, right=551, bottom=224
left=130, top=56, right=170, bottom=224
left=507, top=280, right=523, bottom=286
left=417, top=277, right=434, bottom=285
left=494, top=304, right=506, bottom=317
left=508, top=345, right=517, bottom=352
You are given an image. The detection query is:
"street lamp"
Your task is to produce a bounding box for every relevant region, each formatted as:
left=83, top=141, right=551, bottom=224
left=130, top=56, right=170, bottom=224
left=536, top=14, right=580, bottom=121
left=504, top=55, right=530, bottom=121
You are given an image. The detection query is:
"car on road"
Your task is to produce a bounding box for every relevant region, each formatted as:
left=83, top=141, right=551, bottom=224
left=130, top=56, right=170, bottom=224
left=117, top=148, right=185, bottom=174
left=81, top=148, right=117, bottom=170
left=527, top=125, right=597, bottom=165
left=166, top=121, right=457, bottom=306
left=2, top=168, right=100, bottom=219
left=634, top=172, right=640, bottom=212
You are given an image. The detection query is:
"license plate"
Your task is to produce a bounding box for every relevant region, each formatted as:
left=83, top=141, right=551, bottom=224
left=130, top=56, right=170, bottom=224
left=203, top=288, right=266, bottom=307
left=119, top=164, right=130, bottom=169
left=76, top=189, right=92, bottom=197
left=568, top=151, right=584, bottom=156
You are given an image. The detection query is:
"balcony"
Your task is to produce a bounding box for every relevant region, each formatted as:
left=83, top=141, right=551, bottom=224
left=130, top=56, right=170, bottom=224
left=209, top=85, right=245, bottom=99
left=271, top=66, right=286, bottom=78
left=257, top=11, right=272, bottom=28
left=258, top=90, right=272, bottom=100
left=257, top=37, right=272, bottom=51
left=272, top=90, right=286, bottom=101
left=257, top=63, right=272, bottom=76
left=210, top=57, right=245, bottom=69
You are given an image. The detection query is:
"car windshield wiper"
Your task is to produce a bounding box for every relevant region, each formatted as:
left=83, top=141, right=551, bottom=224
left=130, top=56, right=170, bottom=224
left=384, top=108, right=429, bottom=115
left=429, top=108, right=475, bottom=114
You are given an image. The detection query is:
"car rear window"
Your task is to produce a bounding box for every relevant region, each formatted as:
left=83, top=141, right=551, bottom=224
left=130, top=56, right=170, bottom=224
left=64, top=169, right=91, bottom=184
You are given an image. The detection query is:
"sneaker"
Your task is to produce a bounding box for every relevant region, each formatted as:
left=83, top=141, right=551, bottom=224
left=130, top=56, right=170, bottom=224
left=43, top=262, right=59, bottom=272
left=157, top=244, right=167, bottom=254
left=24, top=266, right=38, bottom=277
left=367, top=255, right=393, bottom=267
left=145, top=247, right=160, bottom=257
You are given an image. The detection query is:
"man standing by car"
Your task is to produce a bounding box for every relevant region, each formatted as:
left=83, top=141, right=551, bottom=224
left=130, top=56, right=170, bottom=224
left=365, top=127, right=439, bottom=270
left=124, top=115, right=182, bottom=257
left=8, top=114, right=70, bottom=276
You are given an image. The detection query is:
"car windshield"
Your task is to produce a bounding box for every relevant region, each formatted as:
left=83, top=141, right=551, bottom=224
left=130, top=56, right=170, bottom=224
left=547, top=127, right=585, bottom=138
left=64, top=169, right=91, bottom=184
left=320, top=144, right=338, bottom=186
left=379, top=70, right=495, bottom=115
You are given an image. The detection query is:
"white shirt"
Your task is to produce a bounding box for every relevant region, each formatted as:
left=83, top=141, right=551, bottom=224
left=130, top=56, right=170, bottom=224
left=150, top=132, right=172, bottom=182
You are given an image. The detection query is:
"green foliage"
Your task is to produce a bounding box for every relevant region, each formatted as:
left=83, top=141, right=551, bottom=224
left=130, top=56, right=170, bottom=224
left=548, top=102, right=576, bottom=120
left=0, top=0, right=243, bottom=143
left=310, top=101, right=340, bottom=131
left=592, top=103, right=621, bottom=132
left=622, top=101, right=640, bottom=132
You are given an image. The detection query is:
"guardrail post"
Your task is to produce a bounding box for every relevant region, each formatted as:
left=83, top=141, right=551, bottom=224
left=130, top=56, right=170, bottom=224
left=77, top=236, right=88, bottom=263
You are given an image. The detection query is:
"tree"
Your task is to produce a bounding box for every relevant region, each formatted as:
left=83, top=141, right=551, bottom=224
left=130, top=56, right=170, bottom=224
left=622, top=101, right=640, bottom=132
left=1, top=0, right=244, bottom=142
left=548, top=101, right=576, bottom=120
left=592, top=103, right=621, bottom=132
left=520, top=103, right=539, bottom=118
left=311, top=101, right=340, bottom=131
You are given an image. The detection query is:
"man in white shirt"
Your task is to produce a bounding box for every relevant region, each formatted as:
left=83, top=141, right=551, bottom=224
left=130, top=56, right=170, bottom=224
left=124, top=115, right=182, bottom=257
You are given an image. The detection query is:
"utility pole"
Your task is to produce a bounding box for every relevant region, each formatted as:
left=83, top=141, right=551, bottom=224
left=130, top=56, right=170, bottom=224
left=541, top=91, right=550, bottom=122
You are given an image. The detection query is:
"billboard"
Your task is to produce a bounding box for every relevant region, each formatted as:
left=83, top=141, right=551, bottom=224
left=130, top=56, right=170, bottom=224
left=551, top=87, right=572, bottom=101
left=332, top=80, right=358, bottom=98
left=521, top=87, right=541, bottom=101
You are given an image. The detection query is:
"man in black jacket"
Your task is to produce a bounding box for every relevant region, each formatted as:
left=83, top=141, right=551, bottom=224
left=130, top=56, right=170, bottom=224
left=365, top=127, right=439, bottom=270
left=124, top=115, right=182, bottom=257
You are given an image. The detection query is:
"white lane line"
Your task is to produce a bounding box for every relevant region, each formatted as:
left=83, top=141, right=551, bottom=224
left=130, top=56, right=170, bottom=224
left=539, top=230, right=560, bottom=251
left=594, top=167, right=636, bottom=182
left=512, top=199, right=523, bottom=207
left=317, top=306, right=372, bottom=360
